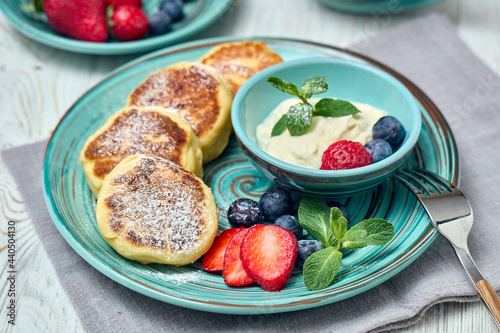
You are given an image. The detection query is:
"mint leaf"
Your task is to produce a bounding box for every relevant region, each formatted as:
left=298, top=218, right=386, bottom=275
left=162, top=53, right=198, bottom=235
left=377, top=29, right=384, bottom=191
left=330, top=207, right=348, bottom=243
left=267, top=76, right=362, bottom=138
left=298, top=198, right=337, bottom=248
left=341, top=218, right=394, bottom=250
left=34, top=0, right=44, bottom=12
left=300, top=76, right=328, bottom=99
left=287, top=103, right=313, bottom=136
left=303, top=247, right=342, bottom=290
left=267, top=77, right=300, bottom=96
left=339, top=229, right=367, bottom=250
left=271, top=114, right=288, bottom=137
left=314, top=98, right=361, bottom=118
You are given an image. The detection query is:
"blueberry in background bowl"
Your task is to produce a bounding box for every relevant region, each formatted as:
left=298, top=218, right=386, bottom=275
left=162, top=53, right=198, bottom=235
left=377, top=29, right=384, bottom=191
left=231, top=57, right=422, bottom=197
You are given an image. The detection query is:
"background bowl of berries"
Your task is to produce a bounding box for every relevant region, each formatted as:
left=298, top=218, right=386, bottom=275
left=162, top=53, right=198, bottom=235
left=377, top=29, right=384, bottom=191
left=232, top=57, right=422, bottom=197
left=0, top=0, right=232, bottom=55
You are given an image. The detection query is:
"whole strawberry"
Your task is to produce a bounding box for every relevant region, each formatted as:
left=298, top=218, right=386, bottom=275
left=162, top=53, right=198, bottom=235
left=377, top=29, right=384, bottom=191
left=41, top=0, right=108, bottom=42
left=109, top=5, right=149, bottom=41
left=320, top=140, right=372, bottom=170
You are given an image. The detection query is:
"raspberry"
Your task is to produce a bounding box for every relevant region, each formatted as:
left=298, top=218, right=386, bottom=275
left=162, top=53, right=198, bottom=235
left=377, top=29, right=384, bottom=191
left=320, top=140, right=372, bottom=170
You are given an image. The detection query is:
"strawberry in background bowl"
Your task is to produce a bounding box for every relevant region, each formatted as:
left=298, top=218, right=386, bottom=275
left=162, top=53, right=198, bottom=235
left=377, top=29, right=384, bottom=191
left=108, top=4, right=149, bottom=42
left=0, top=0, right=232, bottom=54
left=41, top=0, right=109, bottom=42
left=41, top=0, right=149, bottom=42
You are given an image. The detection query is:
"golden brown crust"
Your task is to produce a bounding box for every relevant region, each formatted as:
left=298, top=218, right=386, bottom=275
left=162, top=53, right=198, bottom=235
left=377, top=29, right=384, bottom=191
left=84, top=108, right=187, bottom=178
left=126, top=62, right=233, bottom=164
left=96, top=155, right=218, bottom=265
left=79, top=107, right=203, bottom=196
left=127, top=63, right=222, bottom=138
left=199, top=41, right=284, bottom=96
left=103, top=156, right=205, bottom=251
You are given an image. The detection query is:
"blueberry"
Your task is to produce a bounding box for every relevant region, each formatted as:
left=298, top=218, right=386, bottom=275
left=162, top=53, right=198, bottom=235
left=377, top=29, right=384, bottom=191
left=274, top=215, right=303, bottom=240
left=325, top=200, right=350, bottom=222
left=259, top=188, right=293, bottom=221
left=159, top=0, right=183, bottom=22
left=148, top=11, right=172, bottom=35
left=364, top=138, right=393, bottom=163
left=227, top=198, right=262, bottom=228
left=372, top=116, right=406, bottom=146
left=296, top=240, right=324, bottom=267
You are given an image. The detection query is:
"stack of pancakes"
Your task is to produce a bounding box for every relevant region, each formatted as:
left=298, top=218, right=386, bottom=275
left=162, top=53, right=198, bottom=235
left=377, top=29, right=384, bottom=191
left=79, top=41, right=283, bottom=266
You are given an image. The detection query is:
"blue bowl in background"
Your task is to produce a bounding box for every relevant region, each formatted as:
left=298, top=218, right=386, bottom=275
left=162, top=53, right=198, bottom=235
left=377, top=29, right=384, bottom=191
left=0, top=0, right=232, bottom=55
left=231, top=57, right=422, bottom=197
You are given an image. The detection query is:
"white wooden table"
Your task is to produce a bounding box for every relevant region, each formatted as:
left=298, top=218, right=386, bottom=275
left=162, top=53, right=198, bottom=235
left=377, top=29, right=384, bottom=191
left=1, top=0, right=499, bottom=331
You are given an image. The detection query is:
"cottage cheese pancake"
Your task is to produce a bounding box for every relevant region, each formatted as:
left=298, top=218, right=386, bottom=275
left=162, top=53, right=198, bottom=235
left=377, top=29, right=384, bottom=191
left=96, top=154, right=218, bottom=265
left=79, top=107, right=202, bottom=197
left=126, top=62, right=232, bottom=164
left=199, top=41, right=283, bottom=96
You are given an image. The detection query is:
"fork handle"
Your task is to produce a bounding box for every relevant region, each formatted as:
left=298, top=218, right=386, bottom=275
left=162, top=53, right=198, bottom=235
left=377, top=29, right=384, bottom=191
left=476, top=279, right=500, bottom=322
left=453, top=245, right=500, bottom=328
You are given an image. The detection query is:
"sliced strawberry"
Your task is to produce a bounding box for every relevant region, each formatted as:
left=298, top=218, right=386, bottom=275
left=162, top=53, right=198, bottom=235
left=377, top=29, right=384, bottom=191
left=223, top=229, right=254, bottom=287
left=202, top=228, right=244, bottom=272
left=240, top=224, right=298, bottom=292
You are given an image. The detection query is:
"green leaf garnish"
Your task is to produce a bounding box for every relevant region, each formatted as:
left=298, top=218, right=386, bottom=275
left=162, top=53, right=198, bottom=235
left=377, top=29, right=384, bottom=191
left=271, top=114, right=288, bottom=137
left=297, top=199, right=394, bottom=291
left=314, top=98, right=361, bottom=118
left=298, top=198, right=337, bottom=248
left=287, top=103, right=314, bottom=136
left=267, top=77, right=300, bottom=97
left=303, top=248, right=342, bottom=290
left=267, top=76, right=361, bottom=137
left=341, top=218, right=395, bottom=249
left=34, top=0, right=44, bottom=13
left=299, top=76, right=328, bottom=99
left=330, top=207, right=347, bottom=246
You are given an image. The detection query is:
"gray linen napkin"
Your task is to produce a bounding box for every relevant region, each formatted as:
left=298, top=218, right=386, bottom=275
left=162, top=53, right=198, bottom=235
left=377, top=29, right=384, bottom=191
left=3, top=13, right=500, bottom=333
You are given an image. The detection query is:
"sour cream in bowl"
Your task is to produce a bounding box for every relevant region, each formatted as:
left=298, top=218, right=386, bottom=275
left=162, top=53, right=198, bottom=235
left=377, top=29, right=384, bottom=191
left=231, top=57, right=421, bottom=197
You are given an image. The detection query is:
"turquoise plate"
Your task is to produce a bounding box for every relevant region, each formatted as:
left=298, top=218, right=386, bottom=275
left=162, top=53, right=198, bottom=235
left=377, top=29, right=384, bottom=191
left=318, top=0, right=444, bottom=14
left=43, top=37, right=459, bottom=314
left=0, top=0, right=232, bottom=55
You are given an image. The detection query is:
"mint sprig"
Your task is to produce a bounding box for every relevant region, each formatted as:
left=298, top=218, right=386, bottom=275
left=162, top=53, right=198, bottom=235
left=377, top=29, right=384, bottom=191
left=297, top=199, right=337, bottom=248
left=287, top=103, right=314, bottom=136
left=303, top=248, right=342, bottom=291
left=267, top=76, right=361, bottom=137
left=298, top=198, right=395, bottom=291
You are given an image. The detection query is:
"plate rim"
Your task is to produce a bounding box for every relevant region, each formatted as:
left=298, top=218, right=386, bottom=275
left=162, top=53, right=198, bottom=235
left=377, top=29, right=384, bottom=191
left=42, top=36, right=460, bottom=314
left=0, top=0, right=233, bottom=55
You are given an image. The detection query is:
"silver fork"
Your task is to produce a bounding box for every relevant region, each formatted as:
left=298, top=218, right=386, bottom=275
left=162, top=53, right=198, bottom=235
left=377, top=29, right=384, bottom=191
left=394, top=168, right=500, bottom=328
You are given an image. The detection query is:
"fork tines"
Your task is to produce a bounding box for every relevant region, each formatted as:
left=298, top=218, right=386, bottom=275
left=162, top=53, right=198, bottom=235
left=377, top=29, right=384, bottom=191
left=394, top=169, right=457, bottom=197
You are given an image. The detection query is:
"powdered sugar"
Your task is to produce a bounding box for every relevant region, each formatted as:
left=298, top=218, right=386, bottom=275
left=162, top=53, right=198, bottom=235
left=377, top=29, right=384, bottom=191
left=155, top=270, right=203, bottom=285
left=131, top=65, right=218, bottom=108
left=85, top=109, right=188, bottom=179
left=106, top=156, right=205, bottom=252
left=128, top=64, right=220, bottom=137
